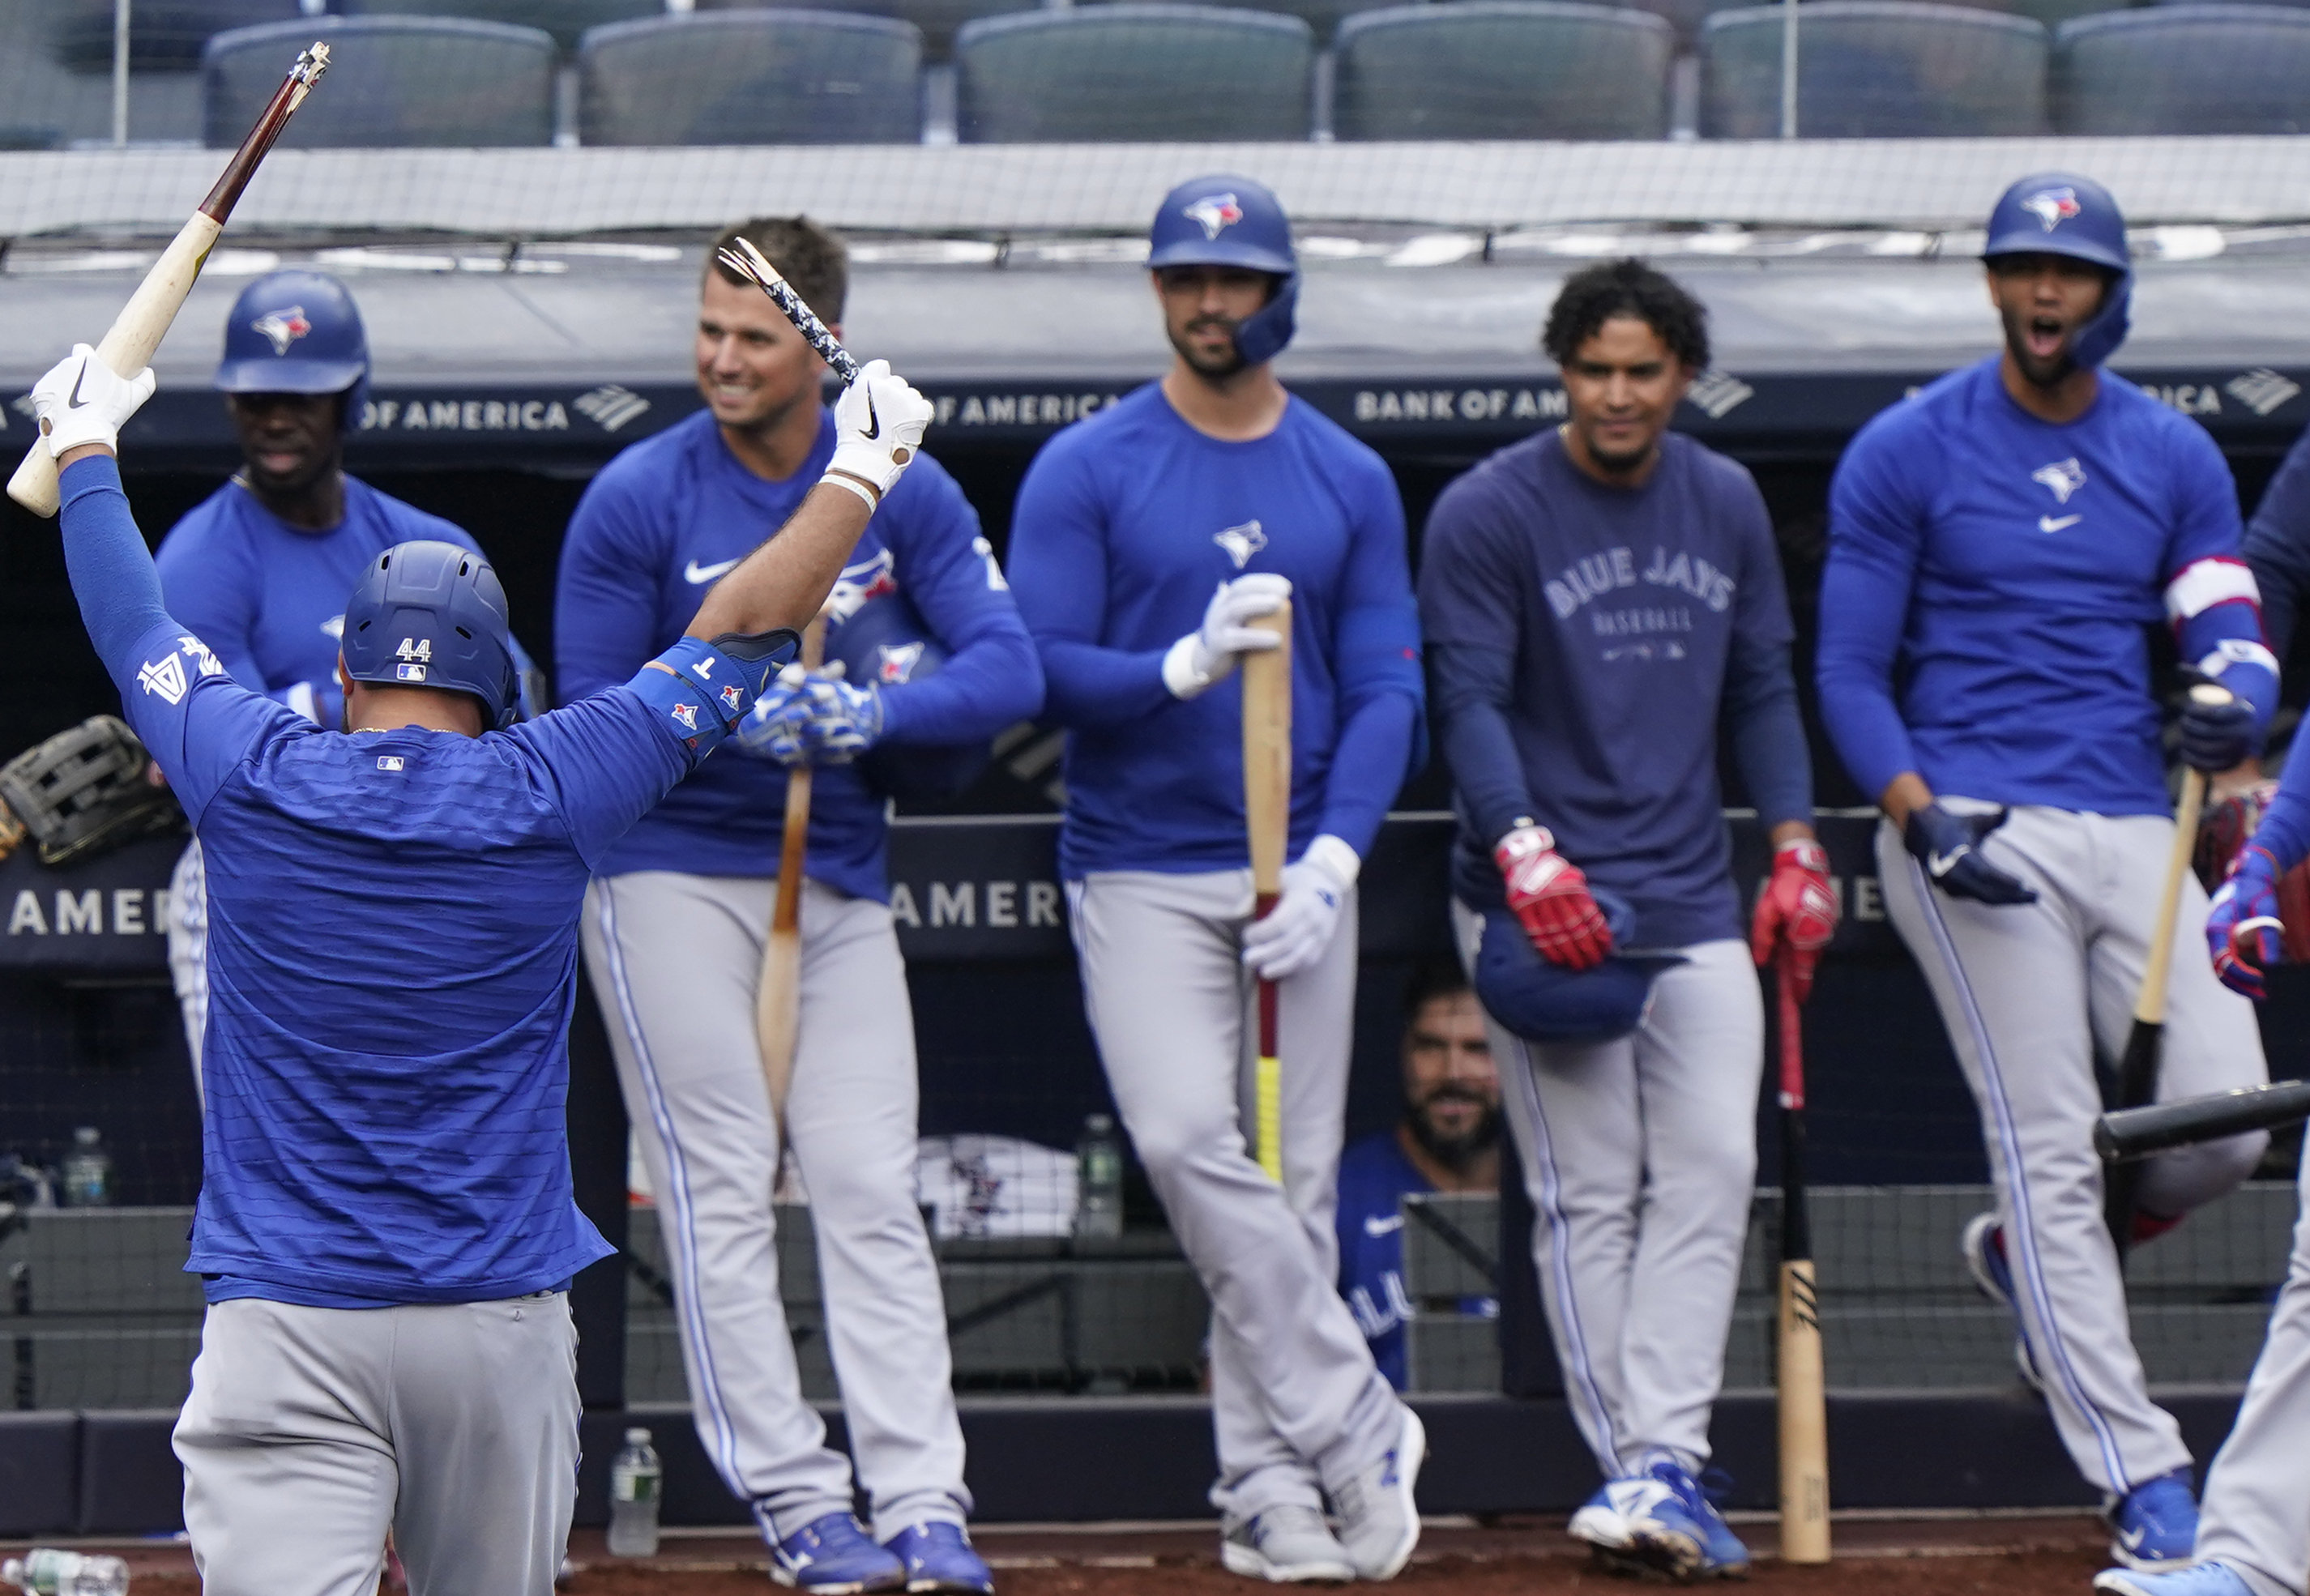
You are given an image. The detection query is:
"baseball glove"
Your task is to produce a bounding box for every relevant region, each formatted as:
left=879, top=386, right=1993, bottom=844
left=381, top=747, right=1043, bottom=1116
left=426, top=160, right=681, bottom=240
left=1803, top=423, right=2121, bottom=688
left=2198, top=779, right=2310, bottom=962
left=0, top=715, right=183, bottom=867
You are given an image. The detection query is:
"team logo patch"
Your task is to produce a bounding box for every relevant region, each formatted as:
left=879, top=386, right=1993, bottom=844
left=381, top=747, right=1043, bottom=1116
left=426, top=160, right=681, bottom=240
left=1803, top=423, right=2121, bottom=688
left=395, top=663, right=427, bottom=683
left=876, top=641, right=927, bottom=685
left=2031, top=457, right=2086, bottom=503
left=827, top=547, right=899, bottom=622
left=251, top=305, right=312, bottom=356
left=377, top=756, right=405, bottom=772
left=1214, top=519, right=1267, bottom=570
left=670, top=702, right=698, bottom=732
left=137, top=653, right=187, bottom=705
left=1184, top=194, right=1243, bottom=240
left=719, top=685, right=743, bottom=714
left=2021, top=187, right=2081, bottom=232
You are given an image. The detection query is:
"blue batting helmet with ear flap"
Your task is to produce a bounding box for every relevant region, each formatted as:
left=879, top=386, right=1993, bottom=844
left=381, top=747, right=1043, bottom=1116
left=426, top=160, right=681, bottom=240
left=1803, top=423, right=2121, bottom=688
left=339, top=540, right=521, bottom=732
left=1473, top=890, right=1685, bottom=1044
left=1983, top=171, right=2132, bottom=369
left=1147, top=173, right=1298, bottom=366
left=827, top=588, right=991, bottom=801
left=216, top=267, right=370, bottom=428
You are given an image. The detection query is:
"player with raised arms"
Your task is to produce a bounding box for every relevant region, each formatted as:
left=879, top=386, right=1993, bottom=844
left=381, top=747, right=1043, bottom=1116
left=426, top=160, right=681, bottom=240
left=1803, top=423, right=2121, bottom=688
left=1419, top=257, right=1835, bottom=1580
left=557, top=216, right=1037, bottom=1595
left=1006, top=173, right=1427, bottom=1585
left=1817, top=173, right=2276, bottom=1573
left=24, top=337, right=932, bottom=1596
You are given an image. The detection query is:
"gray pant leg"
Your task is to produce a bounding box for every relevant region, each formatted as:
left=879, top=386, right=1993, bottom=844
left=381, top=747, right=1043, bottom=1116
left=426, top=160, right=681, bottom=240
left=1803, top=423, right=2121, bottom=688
left=1877, top=809, right=2193, bottom=1495
left=784, top=882, right=971, bottom=1539
left=1069, top=870, right=1398, bottom=1521
left=165, top=839, right=206, bottom=1105
left=583, top=873, right=857, bottom=1536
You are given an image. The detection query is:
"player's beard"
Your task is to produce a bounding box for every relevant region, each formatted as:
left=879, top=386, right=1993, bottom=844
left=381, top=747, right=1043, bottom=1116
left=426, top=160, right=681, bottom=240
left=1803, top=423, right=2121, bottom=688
left=1170, top=315, right=1248, bottom=382
left=1406, top=1086, right=1501, bottom=1173
left=2000, top=301, right=2084, bottom=391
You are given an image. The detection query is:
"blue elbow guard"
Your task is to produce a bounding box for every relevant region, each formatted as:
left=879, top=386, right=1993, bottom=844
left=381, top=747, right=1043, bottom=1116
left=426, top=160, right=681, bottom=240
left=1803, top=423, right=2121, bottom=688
left=1337, top=604, right=1428, bottom=778
left=630, top=631, right=798, bottom=756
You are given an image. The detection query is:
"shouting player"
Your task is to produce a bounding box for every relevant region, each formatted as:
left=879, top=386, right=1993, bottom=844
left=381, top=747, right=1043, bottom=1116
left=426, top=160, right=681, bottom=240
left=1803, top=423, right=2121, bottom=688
left=1420, top=258, right=1834, bottom=1580
left=1817, top=173, right=2275, bottom=1571
left=28, top=339, right=932, bottom=1596
left=1007, top=173, right=1428, bottom=1585
left=557, top=217, right=1037, bottom=1594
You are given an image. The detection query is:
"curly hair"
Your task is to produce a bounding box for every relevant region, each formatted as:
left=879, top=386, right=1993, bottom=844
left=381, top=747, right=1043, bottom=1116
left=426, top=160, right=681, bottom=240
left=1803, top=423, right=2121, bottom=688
left=707, top=216, right=848, bottom=326
left=1541, top=258, right=1710, bottom=373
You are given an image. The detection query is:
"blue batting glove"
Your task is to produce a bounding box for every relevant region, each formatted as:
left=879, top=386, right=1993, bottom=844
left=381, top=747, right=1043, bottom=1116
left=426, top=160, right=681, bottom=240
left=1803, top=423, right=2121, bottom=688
left=1903, top=802, right=2039, bottom=907
left=736, top=666, right=815, bottom=766
left=794, top=667, right=885, bottom=764
left=2180, top=692, right=2257, bottom=773
left=2208, top=845, right=2284, bottom=1001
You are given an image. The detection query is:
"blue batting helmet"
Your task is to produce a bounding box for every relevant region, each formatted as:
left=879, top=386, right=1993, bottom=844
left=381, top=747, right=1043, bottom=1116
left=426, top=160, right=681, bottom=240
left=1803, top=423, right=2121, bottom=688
left=1983, top=172, right=2131, bottom=369
left=216, top=268, right=369, bottom=424
left=339, top=541, right=520, bottom=731
left=1472, top=891, right=1684, bottom=1045
left=828, top=589, right=991, bottom=801
left=1147, top=173, right=1299, bottom=366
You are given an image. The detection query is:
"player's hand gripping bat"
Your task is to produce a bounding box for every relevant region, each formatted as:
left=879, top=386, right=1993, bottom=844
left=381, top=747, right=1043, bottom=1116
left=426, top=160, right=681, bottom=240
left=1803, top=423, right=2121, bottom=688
left=2099, top=1079, right=2310, bottom=1163
left=1241, top=604, right=1292, bottom=1183
left=8, top=43, right=329, bottom=516
left=716, top=237, right=860, bottom=386
left=1775, top=952, right=1830, bottom=1564
left=756, top=615, right=826, bottom=1124
left=2104, top=682, right=2230, bottom=1258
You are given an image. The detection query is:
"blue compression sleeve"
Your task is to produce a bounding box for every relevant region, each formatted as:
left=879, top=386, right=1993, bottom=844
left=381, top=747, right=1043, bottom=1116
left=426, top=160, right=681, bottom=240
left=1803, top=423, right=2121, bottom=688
left=1429, top=641, right=1540, bottom=847
left=2243, top=429, right=2310, bottom=661
left=59, top=454, right=174, bottom=687
left=1723, top=634, right=1813, bottom=830
left=1317, top=693, right=1415, bottom=857
left=2252, top=723, right=2310, bottom=870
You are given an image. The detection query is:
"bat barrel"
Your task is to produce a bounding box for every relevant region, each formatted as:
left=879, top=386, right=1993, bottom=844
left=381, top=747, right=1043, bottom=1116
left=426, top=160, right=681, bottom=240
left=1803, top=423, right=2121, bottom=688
left=2096, top=1080, right=2310, bottom=1163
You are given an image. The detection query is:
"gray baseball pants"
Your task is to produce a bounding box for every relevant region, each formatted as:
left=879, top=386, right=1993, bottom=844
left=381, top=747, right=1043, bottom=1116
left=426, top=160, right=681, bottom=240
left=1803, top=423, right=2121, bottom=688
left=1066, top=868, right=1403, bottom=1523
left=1453, top=904, right=1761, bottom=1480
left=581, top=871, right=968, bottom=1543
left=1878, top=802, right=2268, bottom=1496
left=173, top=1292, right=579, bottom=1596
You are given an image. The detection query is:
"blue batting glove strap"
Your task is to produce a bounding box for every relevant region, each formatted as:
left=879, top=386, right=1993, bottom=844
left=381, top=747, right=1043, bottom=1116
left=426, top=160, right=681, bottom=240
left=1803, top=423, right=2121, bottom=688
left=2179, top=695, right=2257, bottom=773
left=706, top=626, right=802, bottom=698
left=654, top=635, right=782, bottom=735
left=1903, top=802, right=2039, bottom=907
left=2208, top=846, right=2283, bottom=1000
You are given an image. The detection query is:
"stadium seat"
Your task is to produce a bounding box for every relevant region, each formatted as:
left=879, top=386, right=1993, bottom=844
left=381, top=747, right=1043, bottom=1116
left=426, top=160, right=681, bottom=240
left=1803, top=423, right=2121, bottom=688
left=579, top=11, right=923, bottom=145
left=53, top=0, right=301, bottom=71
left=696, top=0, right=1037, bottom=62
left=203, top=16, right=558, bottom=147
left=2055, top=5, right=2310, bottom=131
left=339, top=1, right=664, bottom=54
left=1700, top=1, right=2049, bottom=135
left=955, top=5, right=1315, bottom=141
left=1332, top=2, right=1674, bottom=139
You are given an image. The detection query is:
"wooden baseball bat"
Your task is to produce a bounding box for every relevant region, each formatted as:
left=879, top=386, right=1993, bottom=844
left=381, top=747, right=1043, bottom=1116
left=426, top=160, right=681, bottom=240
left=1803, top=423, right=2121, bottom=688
left=716, top=238, right=860, bottom=386
left=2103, top=683, right=2227, bottom=1258
left=1775, top=954, right=1830, bottom=1564
left=8, top=43, right=329, bottom=516
left=2099, top=1079, right=2310, bottom=1164
left=1241, top=604, right=1292, bottom=1184
left=756, top=615, right=826, bottom=1124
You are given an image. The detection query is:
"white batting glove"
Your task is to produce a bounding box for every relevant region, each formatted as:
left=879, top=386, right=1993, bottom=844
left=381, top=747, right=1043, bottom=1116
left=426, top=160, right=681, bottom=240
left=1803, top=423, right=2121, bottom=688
left=822, top=359, right=935, bottom=510
left=32, top=344, right=157, bottom=459
left=1242, top=834, right=1358, bottom=980
left=1164, top=574, right=1292, bottom=699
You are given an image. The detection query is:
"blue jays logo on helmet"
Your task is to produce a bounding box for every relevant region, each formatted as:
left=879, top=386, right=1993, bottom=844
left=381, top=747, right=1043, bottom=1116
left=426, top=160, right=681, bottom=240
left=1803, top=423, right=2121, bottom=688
left=1983, top=172, right=2132, bottom=369
left=2021, top=187, right=2082, bottom=232
left=217, top=268, right=370, bottom=421
left=1184, top=193, right=1244, bottom=241
left=252, top=306, right=312, bottom=356
left=1146, top=174, right=1300, bottom=367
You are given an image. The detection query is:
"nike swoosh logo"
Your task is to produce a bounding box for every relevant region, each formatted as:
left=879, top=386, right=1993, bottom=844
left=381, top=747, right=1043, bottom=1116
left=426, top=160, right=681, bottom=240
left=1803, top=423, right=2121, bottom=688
left=860, top=390, right=881, bottom=441
left=2039, top=514, right=2081, bottom=532
left=2119, top=1526, right=2149, bottom=1551
left=1364, top=1214, right=1405, bottom=1237
left=1927, top=847, right=1970, bottom=876
left=68, top=361, right=90, bottom=409
left=685, top=557, right=741, bottom=585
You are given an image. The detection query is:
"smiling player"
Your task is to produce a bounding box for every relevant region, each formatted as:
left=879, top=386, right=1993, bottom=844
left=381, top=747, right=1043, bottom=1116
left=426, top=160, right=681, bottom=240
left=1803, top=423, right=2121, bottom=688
left=1817, top=173, right=2276, bottom=1572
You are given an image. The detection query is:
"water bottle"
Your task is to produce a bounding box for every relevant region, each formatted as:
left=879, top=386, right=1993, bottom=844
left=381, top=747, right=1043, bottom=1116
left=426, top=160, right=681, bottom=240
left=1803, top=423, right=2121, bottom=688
left=2, top=1549, right=130, bottom=1596
left=607, top=1426, right=663, bottom=1557
left=1074, top=1113, right=1124, bottom=1241
left=59, top=1129, right=111, bottom=1209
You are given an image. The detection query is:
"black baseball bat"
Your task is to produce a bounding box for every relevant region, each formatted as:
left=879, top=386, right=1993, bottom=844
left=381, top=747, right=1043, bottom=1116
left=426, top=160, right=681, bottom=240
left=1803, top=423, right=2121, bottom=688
left=2098, top=1080, right=2310, bottom=1164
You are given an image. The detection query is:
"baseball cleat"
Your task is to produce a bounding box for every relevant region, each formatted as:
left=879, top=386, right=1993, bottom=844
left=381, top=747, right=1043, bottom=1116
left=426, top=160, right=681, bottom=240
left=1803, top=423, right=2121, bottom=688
left=1961, top=1211, right=2047, bottom=1394
left=883, top=1521, right=994, bottom=1594
left=1329, top=1403, right=1426, bottom=1581
left=2093, top=1561, right=2253, bottom=1596
left=2107, top=1470, right=2200, bottom=1573
left=1219, top=1505, right=1356, bottom=1584
left=771, top=1511, right=908, bottom=1594
left=1584, top=1461, right=1749, bottom=1582
left=1569, top=1484, right=1634, bottom=1553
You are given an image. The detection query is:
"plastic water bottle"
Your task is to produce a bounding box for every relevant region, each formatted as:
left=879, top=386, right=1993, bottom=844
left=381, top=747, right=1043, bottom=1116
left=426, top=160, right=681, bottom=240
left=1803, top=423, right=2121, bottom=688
left=2, top=1549, right=130, bottom=1596
left=59, top=1129, right=111, bottom=1209
left=1074, top=1113, right=1124, bottom=1241
left=607, top=1426, right=663, bottom=1557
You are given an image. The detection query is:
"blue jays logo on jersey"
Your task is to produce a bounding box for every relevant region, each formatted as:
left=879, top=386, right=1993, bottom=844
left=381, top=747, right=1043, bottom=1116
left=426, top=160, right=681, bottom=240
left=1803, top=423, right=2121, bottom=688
left=826, top=547, right=899, bottom=623
left=1184, top=194, right=1243, bottom=241
left=2031, top=458, right=2086, bottom=504
left=876, top=641, right=928, bottom=685
left=1214, top=519, right=1267, bottom=569
left=252, top=305, right=312, bottom=356
left=2021, top=187, right=2082, bottom=232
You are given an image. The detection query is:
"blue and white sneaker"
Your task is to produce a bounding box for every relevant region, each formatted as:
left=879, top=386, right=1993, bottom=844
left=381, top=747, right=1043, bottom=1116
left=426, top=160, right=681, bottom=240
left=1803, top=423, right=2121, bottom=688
left=2107, top=1471, right=2201, bottom=1573
left=1568, top=1484, right=1634, bottom=1556
left=2094, top=1560, right=2254, bottom=1596
left=1961, top=1211, right=2046, bottom=1394
left=1576, top=1461, right=1747, bottom=1581
left=771, top=1511, right=908, bottom=1594
left=884, top=1521, right=994, bottom=1594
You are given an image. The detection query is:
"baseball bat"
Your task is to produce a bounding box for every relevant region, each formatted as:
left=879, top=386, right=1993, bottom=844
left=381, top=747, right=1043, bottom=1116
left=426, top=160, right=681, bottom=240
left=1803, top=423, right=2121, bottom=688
left=1241, top=604, right=1292, bottom=1184
left=716, top=238, right=861, bottom=386
left=2103, top=682, right=2227, bottom=1257
left=756, top=615, right=826, bottom=1124
left=2099, top=1079, right=2310, bottom=1164
left=8, top=43, right=329, bottom=516
left=1775, top=954, right=1831, bottom=1564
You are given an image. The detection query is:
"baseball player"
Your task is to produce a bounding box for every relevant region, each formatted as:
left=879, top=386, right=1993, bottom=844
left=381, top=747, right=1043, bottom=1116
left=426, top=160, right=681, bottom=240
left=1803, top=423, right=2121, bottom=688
left=1334, top=963, right=1501, bottom=1392
left=1817, top=172, right=2276, bottom=1572
left=1006, top=173, right=1428, bottom=1585
left=557, top=217, right=1038, bottom=1595
left=26, top=339, right=933, bottom=1596
left=1418, top=256, right=1835, bottom=1581
left=153, top=268, right=532, bottom=1093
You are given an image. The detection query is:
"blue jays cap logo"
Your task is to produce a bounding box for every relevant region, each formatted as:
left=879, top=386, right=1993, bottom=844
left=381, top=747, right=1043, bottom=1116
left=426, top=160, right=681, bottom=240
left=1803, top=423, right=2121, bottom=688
left=2021, top=187, right=2081, bottom=232
left=252, top=305, right=312, bottom=356
left=1184, top=194, right=1243, bottom=241
left=876, top=641, right=926, bottom=685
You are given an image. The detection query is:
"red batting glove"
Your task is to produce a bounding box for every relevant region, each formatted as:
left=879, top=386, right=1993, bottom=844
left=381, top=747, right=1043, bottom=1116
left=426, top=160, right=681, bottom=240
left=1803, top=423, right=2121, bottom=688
left=1496, top=824, right=1612, bottom=971
left=1752, top=836, right=1838, bottom=1001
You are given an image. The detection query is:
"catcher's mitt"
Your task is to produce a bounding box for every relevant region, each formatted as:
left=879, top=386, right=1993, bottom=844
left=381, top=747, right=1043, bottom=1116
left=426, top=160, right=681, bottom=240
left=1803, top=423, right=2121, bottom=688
left=2198, top=779, right=2310, bottom=962
left=0, top=715, right=183, bottom=868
